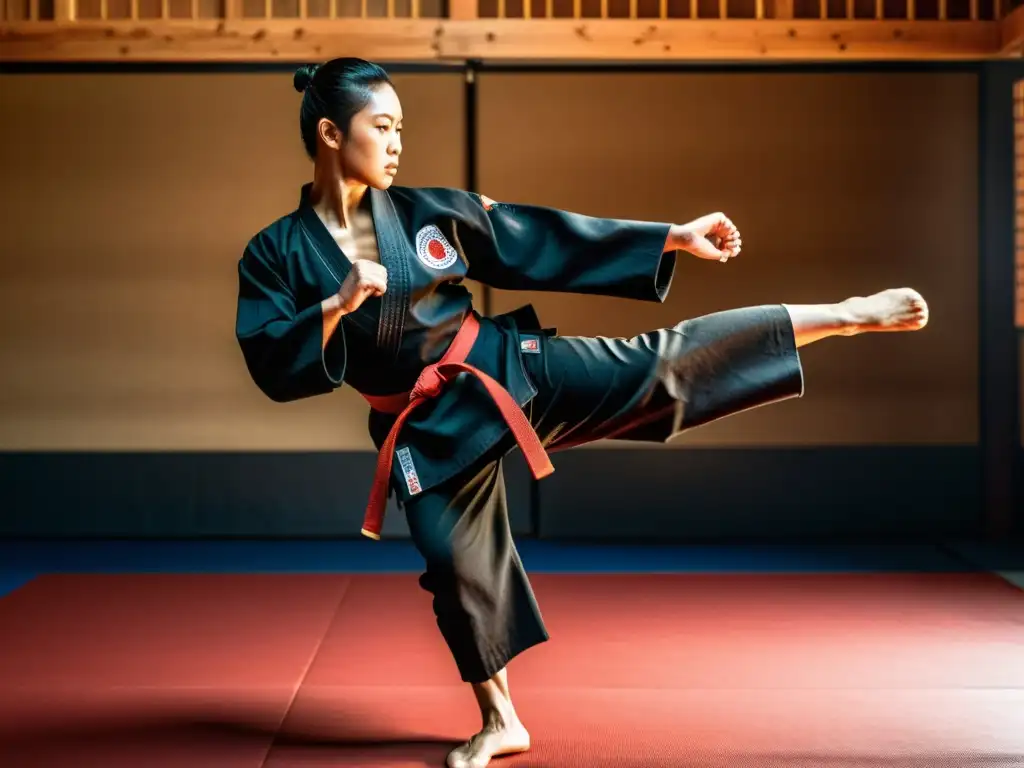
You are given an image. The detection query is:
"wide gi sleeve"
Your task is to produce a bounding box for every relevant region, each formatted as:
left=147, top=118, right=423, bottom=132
left=452, top=192, right=677, bottom=303
left=235, top=236, right=346, bottom=403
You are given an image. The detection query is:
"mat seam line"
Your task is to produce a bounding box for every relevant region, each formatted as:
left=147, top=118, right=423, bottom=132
left=257, top=574, right=354, bottom=768
left=995, top=571, right=1024, bottom=593
left=935, top=541, right=1024, bottom=593
left=0, top=573, right=37, bottom=602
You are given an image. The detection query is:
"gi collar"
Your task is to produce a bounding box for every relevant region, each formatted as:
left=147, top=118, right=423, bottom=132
left=296, top=183, right=409, bottom=362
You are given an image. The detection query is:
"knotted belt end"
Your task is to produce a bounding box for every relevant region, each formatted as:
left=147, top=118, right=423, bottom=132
left=358, top=313, right=553, bottom=542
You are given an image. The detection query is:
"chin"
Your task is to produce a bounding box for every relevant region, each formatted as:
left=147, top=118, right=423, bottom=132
left=373, top=174, right=396, bottom=190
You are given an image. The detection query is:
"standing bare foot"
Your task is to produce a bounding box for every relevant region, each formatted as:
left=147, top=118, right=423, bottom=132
left=839, top=288, right=929, bottom=335
left=446, top=708, right=531, bottom=768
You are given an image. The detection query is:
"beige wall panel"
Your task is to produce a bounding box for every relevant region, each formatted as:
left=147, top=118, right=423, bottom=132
left=0, top=71, right=467, bottom=450
left=478, top=72, right=979, bottom=447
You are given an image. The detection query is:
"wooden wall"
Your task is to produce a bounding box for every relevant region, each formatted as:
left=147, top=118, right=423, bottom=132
left=0, top=71, right=466, bottom=452
left=479, top=70, right=978, bottom=447
left=0, top=67, right=1000, bottom=539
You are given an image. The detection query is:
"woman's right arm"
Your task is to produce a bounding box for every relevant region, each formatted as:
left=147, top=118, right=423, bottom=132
left=318, top=259, right=388, bottom=353
left=235, top=238, right=351, bottom=403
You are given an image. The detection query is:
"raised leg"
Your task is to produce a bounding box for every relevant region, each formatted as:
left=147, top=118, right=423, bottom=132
left=784, top=287, right=929, bottom=348
left=516, top=286, right=930, bottom=451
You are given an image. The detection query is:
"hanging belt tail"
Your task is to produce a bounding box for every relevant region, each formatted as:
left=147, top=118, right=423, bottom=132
left=359, top=313, right=554, bottom=540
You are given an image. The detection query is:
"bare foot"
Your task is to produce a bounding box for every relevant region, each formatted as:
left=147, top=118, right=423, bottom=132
left=446, top=709, right=531, bottom=768
left=839, top=287, right=929, bottom=335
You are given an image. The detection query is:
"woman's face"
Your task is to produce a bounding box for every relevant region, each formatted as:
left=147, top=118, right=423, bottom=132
left=328, top=83, right=403, bottom=189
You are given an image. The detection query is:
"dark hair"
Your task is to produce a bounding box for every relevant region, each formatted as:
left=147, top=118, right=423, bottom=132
left=293, top=58, right=393, bottom=159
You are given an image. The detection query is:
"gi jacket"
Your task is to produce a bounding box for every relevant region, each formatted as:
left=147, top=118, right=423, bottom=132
left=235, top=184, right=676, bottom=503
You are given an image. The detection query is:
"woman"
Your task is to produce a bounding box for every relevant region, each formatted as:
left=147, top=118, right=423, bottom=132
left=235, top=58, right=928, bottom=768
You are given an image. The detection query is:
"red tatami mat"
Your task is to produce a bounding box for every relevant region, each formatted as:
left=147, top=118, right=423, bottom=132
left=297, top=573, right=1024, bottom=689
left=0, top=574, right=349, bottom=767
left=0, top=686, right=294, bottom=768
left=1, top=572, right=1022, bottom=767
left=0, top=574, right=350, bottom=688
left=266, top=687, right=1024, bottom=767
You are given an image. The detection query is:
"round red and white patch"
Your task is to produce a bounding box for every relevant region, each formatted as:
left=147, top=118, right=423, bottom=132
left=414, top=225, right=458, bottom=270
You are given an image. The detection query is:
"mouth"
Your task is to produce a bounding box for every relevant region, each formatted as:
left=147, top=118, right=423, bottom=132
left=384, top=164, right=399, bottom=175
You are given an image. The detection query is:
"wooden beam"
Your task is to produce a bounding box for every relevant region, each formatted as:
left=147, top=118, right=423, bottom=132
left=1002, top=4, right=1024, bottom=55
left=0, top=20, right=446, bottom=61
left=441, top=20, right=1001, bottom=60
left=0, top=19, right=1002, bottom=62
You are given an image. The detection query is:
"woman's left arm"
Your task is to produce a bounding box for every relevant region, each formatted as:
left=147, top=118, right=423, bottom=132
left=441, top=190, right=740, bottom=303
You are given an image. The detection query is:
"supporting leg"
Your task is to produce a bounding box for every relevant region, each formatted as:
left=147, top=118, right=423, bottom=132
left=403, top=455, right=548, bottom=768
left=785, top=287, right=929, bottom=348
left=447, top=667, right=531, bottom=768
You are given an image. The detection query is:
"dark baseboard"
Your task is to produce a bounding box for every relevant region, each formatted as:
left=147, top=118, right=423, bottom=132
left=0, top=446, right=993, bottom=540
left=0, top=450, right=532, bottom=539
left=535, top=445, right=985, bottom=541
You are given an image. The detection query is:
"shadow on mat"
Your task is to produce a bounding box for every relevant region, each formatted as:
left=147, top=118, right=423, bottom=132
left=0, top=704, right=464, bottom=765
left=3, top=724, right=1022, bottom=768
left=0, top=718, right=458, bottom=742
left=2, top=704, right=1021, bottom=767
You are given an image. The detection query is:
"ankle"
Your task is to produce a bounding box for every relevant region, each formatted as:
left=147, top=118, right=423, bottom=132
left=482, top=704, right=509, bottom=729
left=473, top=682, right=516, bottom=724
left=833, top=299, right=862, bottom=336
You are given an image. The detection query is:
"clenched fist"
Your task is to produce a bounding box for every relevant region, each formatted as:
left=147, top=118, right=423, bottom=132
left=337, top=260, right=388, bottom=314
left=670, top=213, right=742, bottom=263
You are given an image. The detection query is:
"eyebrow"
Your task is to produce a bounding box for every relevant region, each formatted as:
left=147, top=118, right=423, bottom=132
left=372, top=113, right=403, bottom=121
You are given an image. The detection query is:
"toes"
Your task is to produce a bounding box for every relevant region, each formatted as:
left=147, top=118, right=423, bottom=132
left=447, top=738, right=496, bottom=768
left=447, top=745, right=472, bottom=768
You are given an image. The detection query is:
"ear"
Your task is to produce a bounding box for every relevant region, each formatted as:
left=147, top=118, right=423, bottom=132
left=317, top=118, right=343, bottom=151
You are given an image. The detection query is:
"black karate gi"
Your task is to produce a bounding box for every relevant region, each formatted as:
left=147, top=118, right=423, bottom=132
left=235, top=184, right=804, bottom=683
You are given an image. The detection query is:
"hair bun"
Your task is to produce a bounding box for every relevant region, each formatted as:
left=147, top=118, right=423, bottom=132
left=293, top=64, right=320, bottom=93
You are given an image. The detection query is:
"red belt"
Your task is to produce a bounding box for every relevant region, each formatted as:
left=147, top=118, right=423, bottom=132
left=359, top=313, right=554, bottom=540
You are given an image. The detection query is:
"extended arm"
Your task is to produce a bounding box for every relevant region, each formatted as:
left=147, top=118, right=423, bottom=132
left=457, top=195, right=677, bottom=303
left=442, top=191, right=741, bottom=302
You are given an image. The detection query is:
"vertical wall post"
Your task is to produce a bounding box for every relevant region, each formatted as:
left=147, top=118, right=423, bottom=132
left=979, top=62, right=1024, bottom=538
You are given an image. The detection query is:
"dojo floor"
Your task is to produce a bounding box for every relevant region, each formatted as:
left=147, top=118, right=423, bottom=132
left=1, top=540, right=1022, bottom=768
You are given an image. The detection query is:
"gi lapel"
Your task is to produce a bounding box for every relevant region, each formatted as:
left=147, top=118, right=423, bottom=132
left=296, top=183, right=352, bottom=289
left=370, top=187, right=410, bottom=362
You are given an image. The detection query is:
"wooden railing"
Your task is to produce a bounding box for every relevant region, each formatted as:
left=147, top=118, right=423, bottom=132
left=0, top=0, right=1008, bottom=19
left=469, top=0, right=1006, bottom=21
left=1, top=0, right=1020, bottom=60
left=0, top=0, right=447, bottom=20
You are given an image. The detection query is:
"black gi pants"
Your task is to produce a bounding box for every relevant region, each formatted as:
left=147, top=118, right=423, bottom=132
left=403, top=305, right=804, bottom=684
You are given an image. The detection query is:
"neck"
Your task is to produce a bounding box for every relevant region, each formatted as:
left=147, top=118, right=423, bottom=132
left=309, top=157, right=369, bottom=230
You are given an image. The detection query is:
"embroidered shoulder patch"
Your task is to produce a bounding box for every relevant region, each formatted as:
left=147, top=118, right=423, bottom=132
left=414, top=224, right=459, bottom=270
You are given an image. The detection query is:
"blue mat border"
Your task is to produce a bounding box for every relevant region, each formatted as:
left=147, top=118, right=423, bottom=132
left=2, top=539, right=1020, bottom=602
